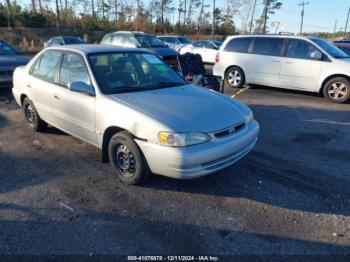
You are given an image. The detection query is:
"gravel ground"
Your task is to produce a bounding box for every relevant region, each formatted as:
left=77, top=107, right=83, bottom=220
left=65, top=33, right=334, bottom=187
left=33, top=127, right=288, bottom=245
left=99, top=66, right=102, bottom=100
left=0, top=83, right=349, bottom=258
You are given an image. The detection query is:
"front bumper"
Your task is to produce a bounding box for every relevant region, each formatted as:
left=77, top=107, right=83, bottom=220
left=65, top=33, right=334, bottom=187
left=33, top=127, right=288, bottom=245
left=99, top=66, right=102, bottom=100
left=135, top=120, right=259, bottom=179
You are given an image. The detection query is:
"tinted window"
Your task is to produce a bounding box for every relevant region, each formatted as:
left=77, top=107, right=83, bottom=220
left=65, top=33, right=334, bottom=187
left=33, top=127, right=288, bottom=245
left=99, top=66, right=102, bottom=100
left=59, top=53, right=89, bottom=87
left=286, top=39, right=320, bottom=60
left=204, top=42, right=216, bottom=49
left=178, top=37, right=190, bottom=44
left=63, top=37, right=85, bottom=45
left=224, top=38, right=251, bottom=53
left=134, top=35, right=166, bottom=48
left=34, top=51, right=62, bottom=82
left=310, top=37, right=348, bottom=58
left=193, top=41, right=204, bottom=48
left=252, top=38, right=283, bottom=56
left=0, top=41, right=16, bottom=56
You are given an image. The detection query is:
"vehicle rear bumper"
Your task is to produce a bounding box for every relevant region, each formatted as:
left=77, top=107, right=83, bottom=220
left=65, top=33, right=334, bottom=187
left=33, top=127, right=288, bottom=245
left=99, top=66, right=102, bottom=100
left=135, top=120, right=259, bottom=179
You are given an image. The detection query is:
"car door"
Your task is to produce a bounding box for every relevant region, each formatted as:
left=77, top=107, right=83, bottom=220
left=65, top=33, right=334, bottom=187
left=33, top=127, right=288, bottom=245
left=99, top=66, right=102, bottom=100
left=247, top=37, right=284, bottom=87
left=279, top=39, right=325, bottom=91
left=27, top=50, right=63, bottom=124
left=203, top=42, right=218, bottom=63
left=52, top=52, right=97, bottom=144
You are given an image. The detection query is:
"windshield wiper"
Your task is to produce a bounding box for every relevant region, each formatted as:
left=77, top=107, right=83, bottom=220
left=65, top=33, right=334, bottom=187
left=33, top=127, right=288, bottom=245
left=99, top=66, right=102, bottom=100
left=142, top=82, right=185, bottom=89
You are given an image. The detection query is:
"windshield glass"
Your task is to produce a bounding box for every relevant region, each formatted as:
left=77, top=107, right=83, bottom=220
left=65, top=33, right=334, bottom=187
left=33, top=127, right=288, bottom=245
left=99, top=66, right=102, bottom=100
left=135, top=35, right=167, bottom=48
left=0, top=41, right=17, bottom=56
left=213, top=41, right=223, bottom=47
left=310, top=37, right=349, bottom=58
left=89, top=52, right=186, bottom=94
left=178, top=37, right=191, bottom=44
left=63, top=37, right=85, bottom=45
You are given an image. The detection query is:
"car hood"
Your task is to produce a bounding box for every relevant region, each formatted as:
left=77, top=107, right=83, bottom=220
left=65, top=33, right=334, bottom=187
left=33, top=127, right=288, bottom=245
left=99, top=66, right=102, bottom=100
left=109, top=85, right=248, bottom=132
left=146, top=47, right=177, bottom=57
left=0, top=55, right=29, bottom=67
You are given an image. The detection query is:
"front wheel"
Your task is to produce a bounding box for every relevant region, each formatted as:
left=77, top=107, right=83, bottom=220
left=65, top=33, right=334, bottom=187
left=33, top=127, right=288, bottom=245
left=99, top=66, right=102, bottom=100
left=323, top=77, right=350, bottom=103
left=225, top=67, right=245, bottom=88
left=108, top=131, right=151, bottom=185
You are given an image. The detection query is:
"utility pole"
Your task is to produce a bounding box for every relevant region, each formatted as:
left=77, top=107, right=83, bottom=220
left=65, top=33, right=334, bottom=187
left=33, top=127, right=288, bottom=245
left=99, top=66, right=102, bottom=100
left=298, top=1, right=309, bottom=35
left=333, top=19, right=337, bottom=40
left=344, top=7, right=350, bottom=39
left=249, top=0, right=257, bottom=34
left=212, top=0, right=215, bottom=39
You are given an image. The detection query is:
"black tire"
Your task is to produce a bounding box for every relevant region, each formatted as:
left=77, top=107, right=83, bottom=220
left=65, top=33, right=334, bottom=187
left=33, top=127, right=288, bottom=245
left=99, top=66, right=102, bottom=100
left=108, top=131, right=151, bottom=185
left=225, top=67, right=245, bottom=88
left=323, top=77, right=350, bottom=103
left=22, top=97, right=47, bottom=132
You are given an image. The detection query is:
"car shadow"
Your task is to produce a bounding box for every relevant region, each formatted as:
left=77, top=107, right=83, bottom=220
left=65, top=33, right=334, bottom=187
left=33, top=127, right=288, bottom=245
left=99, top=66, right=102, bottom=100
left=0, top=203, right=348, bottom=255
left=142, top=104, right=350, bottom=216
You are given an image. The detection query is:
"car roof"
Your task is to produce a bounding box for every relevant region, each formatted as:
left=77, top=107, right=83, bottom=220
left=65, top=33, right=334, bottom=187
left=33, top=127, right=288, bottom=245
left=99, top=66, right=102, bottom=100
left=44, top=44, right=148, bottom=55
left=225, top=34, right=317, bottom=41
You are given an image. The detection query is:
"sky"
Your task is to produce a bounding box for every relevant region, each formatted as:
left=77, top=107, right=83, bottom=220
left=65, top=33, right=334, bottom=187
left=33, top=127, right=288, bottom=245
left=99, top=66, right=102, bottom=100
left=16, top=0, right=350, bottom=34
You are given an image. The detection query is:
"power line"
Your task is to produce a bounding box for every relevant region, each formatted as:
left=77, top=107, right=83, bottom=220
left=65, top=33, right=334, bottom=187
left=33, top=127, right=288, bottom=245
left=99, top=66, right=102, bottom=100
left=298, top=1, right=310, bottom=35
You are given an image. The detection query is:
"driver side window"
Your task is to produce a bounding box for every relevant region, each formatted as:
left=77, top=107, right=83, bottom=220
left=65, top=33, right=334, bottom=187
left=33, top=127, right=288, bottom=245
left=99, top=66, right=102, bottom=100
left=59, top=53, right=90, bottom=87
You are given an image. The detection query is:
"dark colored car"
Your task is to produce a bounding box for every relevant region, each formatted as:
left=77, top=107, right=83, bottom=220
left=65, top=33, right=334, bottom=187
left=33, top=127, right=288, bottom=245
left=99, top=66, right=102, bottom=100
left=101, top=31, right=179, bottom=70
left=45, top=36, right=86, bottom=47
left=0, top=40, right=29, bottom=88
left=334, top=39, right=350, bottom=44
left=334, top=42, right=350, bottom=56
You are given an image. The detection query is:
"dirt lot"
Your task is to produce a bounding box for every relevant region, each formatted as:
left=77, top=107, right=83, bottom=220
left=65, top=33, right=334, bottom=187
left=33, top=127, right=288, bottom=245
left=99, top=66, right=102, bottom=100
left=0, top=83, right=349, bottom=258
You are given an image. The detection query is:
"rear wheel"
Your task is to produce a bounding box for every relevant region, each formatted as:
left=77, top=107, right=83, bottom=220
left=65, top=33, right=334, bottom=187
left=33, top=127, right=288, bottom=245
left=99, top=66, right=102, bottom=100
left=22, top=97, right=47, bottom=132
left=225, top=67, right=245, bottom=88
left=108, top=131, right=151, bottom=185
left=323, top=77, right=350, bottom=103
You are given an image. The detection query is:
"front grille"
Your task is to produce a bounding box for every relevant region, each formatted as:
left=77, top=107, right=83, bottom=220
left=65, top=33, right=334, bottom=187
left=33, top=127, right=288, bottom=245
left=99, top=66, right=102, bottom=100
left=214, top=122, right=245, bottom=138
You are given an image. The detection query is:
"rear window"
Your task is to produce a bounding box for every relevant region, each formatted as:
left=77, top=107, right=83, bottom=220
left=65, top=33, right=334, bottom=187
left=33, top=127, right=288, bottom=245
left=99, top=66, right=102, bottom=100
left=252, top=38, right=284, bottom=56
left=224, top=38, right=251, bottom=53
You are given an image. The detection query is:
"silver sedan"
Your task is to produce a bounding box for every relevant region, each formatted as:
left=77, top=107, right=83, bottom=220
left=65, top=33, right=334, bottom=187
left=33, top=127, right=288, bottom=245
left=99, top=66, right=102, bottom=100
left=12, top=45, right=259, bottom=184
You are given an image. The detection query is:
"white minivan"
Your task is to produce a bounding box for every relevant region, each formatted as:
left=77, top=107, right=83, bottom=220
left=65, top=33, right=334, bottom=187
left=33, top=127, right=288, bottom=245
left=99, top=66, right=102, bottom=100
left=213, top=35, right=350, bottom=103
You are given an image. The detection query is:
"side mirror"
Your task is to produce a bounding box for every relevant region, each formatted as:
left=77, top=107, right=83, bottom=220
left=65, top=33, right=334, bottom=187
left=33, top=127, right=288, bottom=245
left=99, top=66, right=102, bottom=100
left=310, top=50, right=322, bottom=60
left=68, top=81, right=95, bottom=96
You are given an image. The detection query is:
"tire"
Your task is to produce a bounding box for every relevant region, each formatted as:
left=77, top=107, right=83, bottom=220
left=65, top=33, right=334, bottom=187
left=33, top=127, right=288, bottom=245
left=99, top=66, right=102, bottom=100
left=225, top=67, right=245, bottom=88
left=323, top=77, right=350, bottom=103
left=108, top=131, right=151, bottom=185
left=22, top=97, right=47, bottom=132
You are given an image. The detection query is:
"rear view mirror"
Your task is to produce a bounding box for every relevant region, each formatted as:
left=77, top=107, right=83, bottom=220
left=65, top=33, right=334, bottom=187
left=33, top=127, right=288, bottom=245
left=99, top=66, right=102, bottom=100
left=310, top=50, right=322, bottom=60
left=68, top=81, right=95, bottom=96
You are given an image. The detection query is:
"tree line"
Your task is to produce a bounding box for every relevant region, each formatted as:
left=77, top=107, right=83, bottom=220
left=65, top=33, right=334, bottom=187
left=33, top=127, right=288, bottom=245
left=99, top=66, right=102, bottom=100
left=0, top=0, right=283, bottom=35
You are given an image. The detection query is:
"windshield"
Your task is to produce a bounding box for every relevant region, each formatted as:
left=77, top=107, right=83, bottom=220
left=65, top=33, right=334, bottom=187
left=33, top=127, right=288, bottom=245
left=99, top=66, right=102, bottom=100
left=178, top=37, right=191, bottom=44
left=213, top=41, right=223, bottom=47
left=89, top=52, right=186, bottom=94
left=135, top=35, right=167, bottom=48
left=63, top=37, right=85, bottom=45
left=310, top=38, right=349, bottom=58
left=0, top=41, right=17, bottom=56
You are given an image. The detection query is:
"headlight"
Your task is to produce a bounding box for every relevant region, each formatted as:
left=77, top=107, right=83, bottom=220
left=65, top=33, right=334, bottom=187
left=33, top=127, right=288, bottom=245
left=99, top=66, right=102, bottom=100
left=246, top=112, right=254, bottom=124
left=158, top=132, right=210, bottom=147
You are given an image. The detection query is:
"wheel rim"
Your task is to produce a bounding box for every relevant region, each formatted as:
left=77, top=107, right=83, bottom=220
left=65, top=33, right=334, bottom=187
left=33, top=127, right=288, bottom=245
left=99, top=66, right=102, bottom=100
left=26, top=104, right=36, bottom=127
left=328, top=82, right=348, bottom=100
left=113, top=144, right=136, bottom=178
left=227, top=70, right=241, bottom=87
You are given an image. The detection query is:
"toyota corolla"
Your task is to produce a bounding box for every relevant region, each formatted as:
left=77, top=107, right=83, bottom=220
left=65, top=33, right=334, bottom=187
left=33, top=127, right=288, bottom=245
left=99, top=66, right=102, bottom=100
left=12, top=45, right=259, bottom=184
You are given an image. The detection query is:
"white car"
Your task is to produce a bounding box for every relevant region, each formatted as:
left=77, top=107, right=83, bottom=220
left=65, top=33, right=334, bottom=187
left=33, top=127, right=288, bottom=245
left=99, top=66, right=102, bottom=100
left=213, top=35, right=350, bottom=103
left=12, top=45, right=259, bottom=185
left=157, top=35, right=191, bottom=52
left=180, top=40, right=223, bottom=64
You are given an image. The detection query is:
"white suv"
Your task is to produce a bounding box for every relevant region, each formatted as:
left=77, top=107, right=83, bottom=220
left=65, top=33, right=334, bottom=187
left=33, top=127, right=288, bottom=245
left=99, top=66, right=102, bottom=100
left=213, top=35, right=350, bottom=103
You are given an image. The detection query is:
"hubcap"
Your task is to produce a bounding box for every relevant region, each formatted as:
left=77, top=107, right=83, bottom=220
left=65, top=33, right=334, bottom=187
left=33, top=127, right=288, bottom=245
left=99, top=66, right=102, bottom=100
left=114, top=144, right=136, bottom=177
left=26, top=104, right=36, bottom=127
left=328, top=82, right=348, bottom=100
left=227, top=70, right=241, bottom=87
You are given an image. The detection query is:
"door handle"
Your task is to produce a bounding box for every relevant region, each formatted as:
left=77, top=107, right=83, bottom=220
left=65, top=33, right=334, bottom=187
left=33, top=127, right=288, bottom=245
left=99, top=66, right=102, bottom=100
left=27, top=84, right=31, bottom=88
left=284, top=61, right=293, bottom=64
left=272, top=60, right=280, bottom=63
left=53, top=94, right=60, bottom=100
